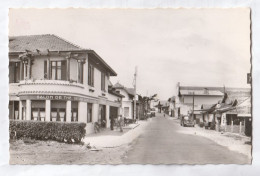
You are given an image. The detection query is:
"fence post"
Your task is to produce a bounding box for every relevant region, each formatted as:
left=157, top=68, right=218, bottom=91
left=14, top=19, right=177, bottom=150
left=231, top=120, right=234, bottom=133
left=239, top=121, right=242, bottom=134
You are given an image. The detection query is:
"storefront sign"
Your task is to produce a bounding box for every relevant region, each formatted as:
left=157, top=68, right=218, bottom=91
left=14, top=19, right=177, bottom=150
left=20, top=94, right=98, bottom=103
left=36, top=95, right=72, bottom=100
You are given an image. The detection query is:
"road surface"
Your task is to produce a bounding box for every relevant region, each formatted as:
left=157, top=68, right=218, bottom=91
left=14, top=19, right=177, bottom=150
left=123, top=113, right=251, bottom=164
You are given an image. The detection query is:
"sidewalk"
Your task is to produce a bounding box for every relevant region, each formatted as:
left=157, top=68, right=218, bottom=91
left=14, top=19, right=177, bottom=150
left=83, top=119, right=151, bottom=148
left=171, top=117, right=251, bottom=157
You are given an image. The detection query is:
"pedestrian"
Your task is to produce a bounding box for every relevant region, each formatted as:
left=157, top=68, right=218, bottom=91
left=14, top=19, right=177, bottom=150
left=110, top=116, right=114, bottom=130
left=118, top=115, right=124, bottom=132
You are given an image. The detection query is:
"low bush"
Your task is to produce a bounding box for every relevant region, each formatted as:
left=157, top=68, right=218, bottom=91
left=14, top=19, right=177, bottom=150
left=9, top=120, right=86, bottom=144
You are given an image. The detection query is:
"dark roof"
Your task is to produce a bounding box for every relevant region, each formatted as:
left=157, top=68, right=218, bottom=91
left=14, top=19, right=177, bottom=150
left=125, top=88, right=135, bottom=96
left=113, top=82, right=124, bottom=89
left=113, top=82, right=135, bottom=97
left=225, top=97, right=251, bottom=114
left=9, top=34, right=117, bottom=76
left=108, top=81, right=124, bottom=98
left=201, top=104, right=216, bottom=110
left=159, top=100, right=169, bottom=106
left=9, top=34, right=83, bottom=53
left=168, top=96, right=175, bottom=102
left=108, top=89, right=125, bottom=98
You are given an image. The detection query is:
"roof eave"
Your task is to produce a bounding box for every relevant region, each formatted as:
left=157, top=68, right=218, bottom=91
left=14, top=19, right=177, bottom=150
left=88, top=50, right=117, bottom=76
left=9, top=49, right=89, bottom=54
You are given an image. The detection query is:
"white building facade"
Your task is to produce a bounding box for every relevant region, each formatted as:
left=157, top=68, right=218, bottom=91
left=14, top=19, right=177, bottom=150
left=175, top=82, right=223, bottom=118
left=9, top=34, right=123, bottom=134
left=113, top=83, right=135, bottom=119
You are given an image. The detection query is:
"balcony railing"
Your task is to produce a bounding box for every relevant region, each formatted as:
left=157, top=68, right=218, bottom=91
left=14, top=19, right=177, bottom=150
left=18, top=79, right=84, bottom=88
left=9, top=78, right=105, bottom=99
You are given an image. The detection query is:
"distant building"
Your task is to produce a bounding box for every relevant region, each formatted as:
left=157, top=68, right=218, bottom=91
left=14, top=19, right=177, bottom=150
left=113, top=82, right=135, bottom=119
left=168, top=96, right=176, bottom=117
left=150, top=100, right=159, bottom=112
left=175, top=82, right=251, bottom=136
left=158, top=100, right=170, bottom=115
left=175, top=82, right=223, bottom=119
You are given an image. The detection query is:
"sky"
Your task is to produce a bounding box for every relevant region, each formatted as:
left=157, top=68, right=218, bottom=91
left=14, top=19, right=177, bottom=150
left=9, top=8, right=251, bottom=100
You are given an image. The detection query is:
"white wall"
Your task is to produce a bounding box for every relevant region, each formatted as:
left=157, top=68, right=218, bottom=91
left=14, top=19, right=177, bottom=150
left=10, top=53, right=120, bottom=135
left=107, top=92, right=121, bottom=102
left=122, top=101, right=133, bottom=119
left=70, top=58, right=78, bottom=82
left=31, top=56, right=45, bottom=80
left=183, top=95, right=222, bottom=105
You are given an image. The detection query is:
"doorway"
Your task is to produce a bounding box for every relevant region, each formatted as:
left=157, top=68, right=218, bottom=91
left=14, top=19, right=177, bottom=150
left=99, top=105, right=106, bottom=128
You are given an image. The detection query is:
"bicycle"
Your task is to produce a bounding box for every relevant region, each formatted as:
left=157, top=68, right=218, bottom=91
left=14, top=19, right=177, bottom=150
left=94, top=122, right=100, bottom=133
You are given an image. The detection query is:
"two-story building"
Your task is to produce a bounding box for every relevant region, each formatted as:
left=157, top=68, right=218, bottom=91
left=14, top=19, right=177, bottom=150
left=113, top=82, right=135, bottom=119
left=175, top=82, right=251, bottom=132
left=9, top=34, right=123, bottom=134
left=175, top=82, right=224, bottom=121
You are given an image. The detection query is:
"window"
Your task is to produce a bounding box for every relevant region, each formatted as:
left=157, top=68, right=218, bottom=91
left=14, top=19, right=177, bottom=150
left=9, top=62, right=21, bottom=83
left=71, top=108, right=78, bottom=122
left=44, top=61, right=48, bottom=79
left=101, top=72, right=106, bottom=91
left=78, top=62, right=84, bottom=84
left=9, top=101, right=19, bottom=119
left=50, top=61, right=67, bottom=80
left=71, top=101, right=78, bottom=122
left=124, top=107, right=129, bottom=117
left=88, top=64, right=94, bottom=86
left=87, top=103, right=92, bottom=123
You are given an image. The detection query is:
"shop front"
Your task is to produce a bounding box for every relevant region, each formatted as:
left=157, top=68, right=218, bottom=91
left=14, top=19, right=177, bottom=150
left=10, top=94, right=122, bottom=134
left=17, top=94, right=98, bottom=123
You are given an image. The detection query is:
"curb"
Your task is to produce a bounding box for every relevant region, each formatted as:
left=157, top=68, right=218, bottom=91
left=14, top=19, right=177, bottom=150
left=84, top=120, right=150, bottom=148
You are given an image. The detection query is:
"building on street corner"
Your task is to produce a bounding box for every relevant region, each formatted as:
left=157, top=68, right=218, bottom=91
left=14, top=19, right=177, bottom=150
left=8, top=34, right=124, bottom=134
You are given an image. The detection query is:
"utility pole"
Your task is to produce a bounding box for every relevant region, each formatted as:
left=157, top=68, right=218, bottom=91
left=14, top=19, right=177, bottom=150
left=192, top=92, right=194, bottom=121
left=133, top=66, right=137, bottom=120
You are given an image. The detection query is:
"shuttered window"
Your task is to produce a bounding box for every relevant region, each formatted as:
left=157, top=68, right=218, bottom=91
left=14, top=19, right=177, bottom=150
left=9, top=62, right=21, bottom=83
left=49, top=60, right=67, bottom=80
left=78, top=62, right=84, bottom=84
left=44, top=61, right=47, bottom=78
left=88, top=64, right=94, bottom=87
left=101, top=72, right=105, bottom=91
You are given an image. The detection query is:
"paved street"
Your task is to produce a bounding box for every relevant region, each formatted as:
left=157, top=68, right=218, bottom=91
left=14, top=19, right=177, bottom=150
left=123, top=113, right=251, bottom=164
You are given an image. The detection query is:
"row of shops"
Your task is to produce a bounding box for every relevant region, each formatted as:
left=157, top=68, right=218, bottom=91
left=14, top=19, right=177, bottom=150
left=193, top=96, right=252, bottom=136
left=166, top=83, right=252, bottom=136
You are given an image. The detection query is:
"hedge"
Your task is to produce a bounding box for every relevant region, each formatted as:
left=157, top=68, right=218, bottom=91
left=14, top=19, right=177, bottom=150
left=9, top=120, right=86, bottom=144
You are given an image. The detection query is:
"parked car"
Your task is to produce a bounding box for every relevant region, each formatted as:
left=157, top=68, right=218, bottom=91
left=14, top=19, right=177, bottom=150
left=204, top=121, right=215, bottom=130
left=180, top=115, right=195, bottom=127
left=147, top=111, right=151, bottom=118
left=150, top=108, right=156, bottom=117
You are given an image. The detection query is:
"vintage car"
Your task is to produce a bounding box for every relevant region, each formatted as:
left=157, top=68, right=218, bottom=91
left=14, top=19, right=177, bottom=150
left=147, top=111, right=151, bottom=118
left=180, top=115, right=195, bottom=127
left=150, top=108, right=156, bottom=117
